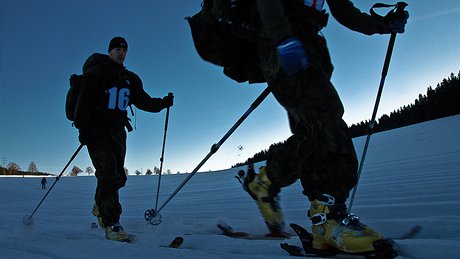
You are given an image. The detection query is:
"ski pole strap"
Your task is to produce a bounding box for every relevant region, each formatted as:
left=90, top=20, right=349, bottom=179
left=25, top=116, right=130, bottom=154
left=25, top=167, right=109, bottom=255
left=370, top=2, right=408, bottom=19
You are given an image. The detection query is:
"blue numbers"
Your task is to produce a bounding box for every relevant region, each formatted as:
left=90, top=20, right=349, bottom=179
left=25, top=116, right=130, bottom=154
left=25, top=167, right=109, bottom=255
left=107, top=87, right=118, bottom=109
left=108, top=87, right=130, bottom=111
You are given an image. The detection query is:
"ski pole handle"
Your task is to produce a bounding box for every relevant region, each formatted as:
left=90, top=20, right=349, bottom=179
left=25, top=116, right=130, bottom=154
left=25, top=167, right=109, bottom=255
left=395, top=2, right=408, bottom=15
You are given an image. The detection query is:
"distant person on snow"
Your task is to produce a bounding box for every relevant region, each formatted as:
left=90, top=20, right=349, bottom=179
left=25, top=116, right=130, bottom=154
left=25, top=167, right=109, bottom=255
left=73, top=36, right=174, bottom=242
left=41, top=177, right=47, bottom=190
left=189, top=0, right=408, bottom=255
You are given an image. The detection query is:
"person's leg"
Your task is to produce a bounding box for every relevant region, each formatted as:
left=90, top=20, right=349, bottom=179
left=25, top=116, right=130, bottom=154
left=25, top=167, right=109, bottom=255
left=87, top=128, right=127, bottom=241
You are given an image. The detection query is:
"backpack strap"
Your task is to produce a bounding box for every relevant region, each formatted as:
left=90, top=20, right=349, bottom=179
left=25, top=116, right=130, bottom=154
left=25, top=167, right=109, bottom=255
left=125, top=119, right=134, bottom=132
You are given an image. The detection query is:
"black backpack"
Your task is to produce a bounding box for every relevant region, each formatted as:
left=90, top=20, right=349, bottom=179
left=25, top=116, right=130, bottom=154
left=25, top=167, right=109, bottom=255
left=187, top=0, right=265, bottom=84
left=66, top=53, right=109, bottom=122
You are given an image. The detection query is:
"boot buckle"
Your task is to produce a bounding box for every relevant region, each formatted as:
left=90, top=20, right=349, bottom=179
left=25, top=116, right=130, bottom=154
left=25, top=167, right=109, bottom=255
left=340, top=213, right=360, bottom=226
left=318, top=194, right=335, bottom=206
left=311, top=213, right=328, bottom=225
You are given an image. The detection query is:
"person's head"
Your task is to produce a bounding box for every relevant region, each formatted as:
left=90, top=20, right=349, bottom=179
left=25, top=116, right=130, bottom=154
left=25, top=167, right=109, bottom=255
left=108, top=36, right=128, bottom=65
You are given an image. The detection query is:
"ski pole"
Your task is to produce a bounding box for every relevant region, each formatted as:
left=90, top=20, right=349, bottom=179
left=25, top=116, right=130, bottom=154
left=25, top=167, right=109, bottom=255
left=348, top=2, right=408, bottom=211
left=23, top=144, right=84, bottom=225
left=154, top=93, right=173, bottom=212
left=145, top=86, right=271, bottom=224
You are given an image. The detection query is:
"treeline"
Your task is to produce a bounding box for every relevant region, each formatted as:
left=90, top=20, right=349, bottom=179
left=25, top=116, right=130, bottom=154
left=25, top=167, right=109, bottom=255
left=232, top=141, right=285, bottom=168
left=0, top=161, right=53, bottom=176
left=349, top=71, right=460, bottom=137
left=0, top=165, right=175, bottom=177
left=0, top=166, right=52, bottom=176
left=0, top=159, right=175, bottom=177
left=233, top=71, right=460, bottom=168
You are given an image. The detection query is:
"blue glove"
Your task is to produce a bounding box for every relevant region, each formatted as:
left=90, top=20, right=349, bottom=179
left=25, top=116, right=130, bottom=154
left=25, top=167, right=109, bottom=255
left=276, top=36, right=309, bottom=75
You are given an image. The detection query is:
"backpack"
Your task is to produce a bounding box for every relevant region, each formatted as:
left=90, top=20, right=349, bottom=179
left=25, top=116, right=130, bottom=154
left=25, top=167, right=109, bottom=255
left=65, top=53, right=110, bottom=122
left=187, top=0, right=265, bottom=84
left=65, top=74, right=82, bottom=121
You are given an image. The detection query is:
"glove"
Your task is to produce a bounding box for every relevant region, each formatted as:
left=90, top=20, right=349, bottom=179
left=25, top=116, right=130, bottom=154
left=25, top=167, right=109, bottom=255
left=276, top=36, right=309, bottom=76
left=161, top=94, right=174, bottom=108
left=380, top=10, right=409, bottom=34
left=78, top=128, right=96, bottom=145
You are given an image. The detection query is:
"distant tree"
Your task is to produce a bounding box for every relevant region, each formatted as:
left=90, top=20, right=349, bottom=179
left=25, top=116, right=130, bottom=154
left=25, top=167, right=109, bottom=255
left=134, top=169, right=141, bottom=175
left=28, top=162, right=38, bottom=173
left=153, top=166, right=160, bottom=175
left=7, top=162, right=21, bottom=171
left=145, top=169, right=153, bottom=175
left=69, top=166, right=82, bottom=176
left=85, top=166, right=94, bottom=176
left=7, top=162, right=21, bottom=174
left=124, top=167, right=129, bottom=176
left=166, top=169, right=172, bottom=175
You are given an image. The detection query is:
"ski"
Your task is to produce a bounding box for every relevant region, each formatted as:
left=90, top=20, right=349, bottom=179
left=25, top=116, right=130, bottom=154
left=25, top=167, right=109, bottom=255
left=393, top=225, right=422, bottom=240
left=281, top=223, right=401, bottom=258
left=168, top=236, right=184, bottom=248
left=281, top=243, right=369, bottom=258
left=91, top=221, right=184, bottom=247
left=217, top=222, right=292, bottom=240
left=124, top=234, right=137, bottom=243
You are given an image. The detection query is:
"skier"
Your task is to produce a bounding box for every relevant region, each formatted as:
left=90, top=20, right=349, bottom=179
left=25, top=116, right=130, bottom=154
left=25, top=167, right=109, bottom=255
left=191, top=0, right=408, bottom=255
left=74, top=36, right=174, bottom=241
left=40, top=177, right=47, bottom=190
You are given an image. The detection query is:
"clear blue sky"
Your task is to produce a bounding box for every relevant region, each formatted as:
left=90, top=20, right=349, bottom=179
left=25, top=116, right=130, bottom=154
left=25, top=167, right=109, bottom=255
left=1, top=0, right=459, bottom=175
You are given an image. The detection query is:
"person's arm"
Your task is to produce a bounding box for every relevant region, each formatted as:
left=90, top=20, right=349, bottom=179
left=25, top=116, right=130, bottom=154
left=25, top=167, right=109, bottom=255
left=326, top=0, right=408, bottom=35
left=129, top=72, right=170, bottom=113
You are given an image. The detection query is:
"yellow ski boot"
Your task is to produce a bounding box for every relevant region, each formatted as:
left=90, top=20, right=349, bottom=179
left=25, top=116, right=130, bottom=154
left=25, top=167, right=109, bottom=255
left=309, top=194, right=384, bottom=254
left=92, top=202, right=104, bottom=228
left=105, top=222, right=129, bottom=242
left=246, top=167, right=286, bottom=236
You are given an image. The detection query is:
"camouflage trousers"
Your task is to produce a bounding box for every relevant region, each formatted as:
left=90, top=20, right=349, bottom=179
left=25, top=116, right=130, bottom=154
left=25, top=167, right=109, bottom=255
left=257, top=31, right=358, bottom=203
left=86, top=127, right=127, bottom=226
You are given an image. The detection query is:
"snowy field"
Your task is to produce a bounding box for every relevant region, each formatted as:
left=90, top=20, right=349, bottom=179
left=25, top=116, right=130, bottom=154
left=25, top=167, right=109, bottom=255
left=0, top=115, right=459, bottom=258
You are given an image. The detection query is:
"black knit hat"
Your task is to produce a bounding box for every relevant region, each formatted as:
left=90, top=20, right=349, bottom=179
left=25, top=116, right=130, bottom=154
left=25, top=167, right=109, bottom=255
left=108, top=37, right=128, bottom=52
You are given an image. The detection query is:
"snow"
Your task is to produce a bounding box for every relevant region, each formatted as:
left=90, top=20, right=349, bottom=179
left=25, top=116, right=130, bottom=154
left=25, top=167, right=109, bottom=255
left=1, top=115, right=459, bottom=258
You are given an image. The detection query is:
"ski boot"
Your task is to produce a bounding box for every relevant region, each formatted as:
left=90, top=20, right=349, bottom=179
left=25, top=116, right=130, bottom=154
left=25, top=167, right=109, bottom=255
left=105, top=221, right=129, bottom=242
left=308, top=194, right=386, bottom=254
left=92, top=202, right=104, bottom=227
left=245, top=166, right=287, bottom=237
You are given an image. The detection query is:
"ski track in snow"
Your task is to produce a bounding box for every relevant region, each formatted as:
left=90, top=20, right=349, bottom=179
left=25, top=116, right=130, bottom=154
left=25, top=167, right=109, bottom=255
left=0, top=115, right=459, bottom=258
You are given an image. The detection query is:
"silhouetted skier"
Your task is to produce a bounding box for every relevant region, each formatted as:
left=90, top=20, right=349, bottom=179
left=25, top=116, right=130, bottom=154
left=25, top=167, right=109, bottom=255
left=41, top=177, right=47, bottom=190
